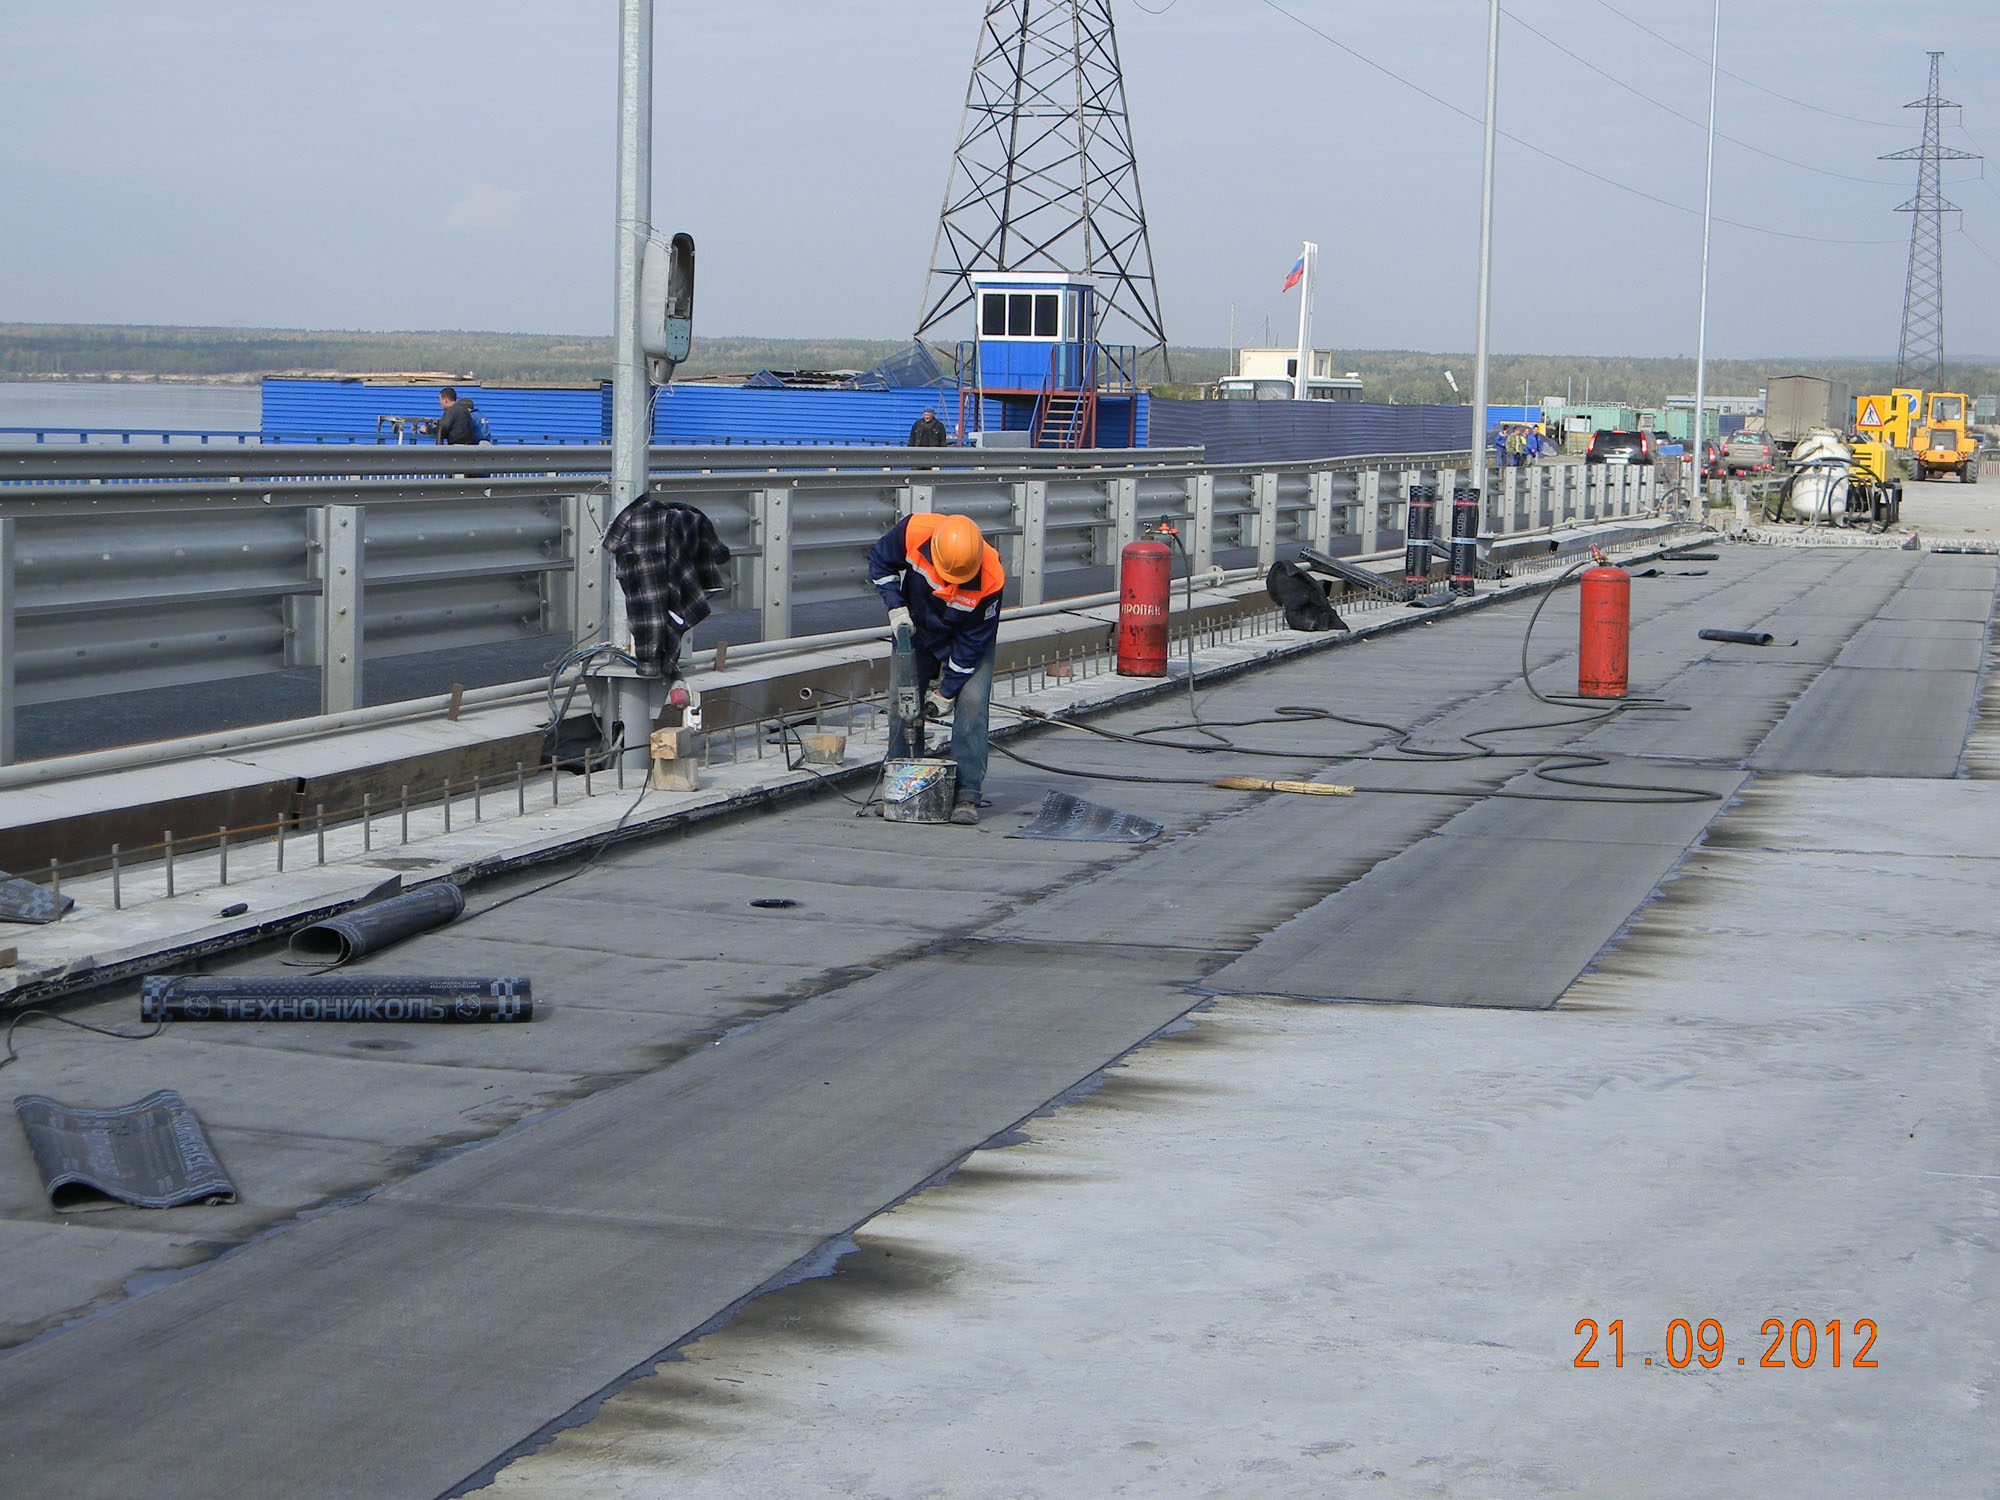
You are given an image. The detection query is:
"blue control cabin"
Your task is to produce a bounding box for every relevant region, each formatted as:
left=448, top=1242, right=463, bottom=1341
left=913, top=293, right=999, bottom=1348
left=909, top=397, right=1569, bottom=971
left=954, top=272, right=1142, bottom=449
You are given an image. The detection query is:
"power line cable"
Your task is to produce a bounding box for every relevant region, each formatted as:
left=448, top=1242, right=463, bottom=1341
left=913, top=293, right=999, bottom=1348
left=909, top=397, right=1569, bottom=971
left=1255, top=0, right=1901, bottom=247
left=1503, top=6, right=1906, bottom=185
left=1588, top=0, right=1898, bottom=128
left=1956, top=226, right=2000, bottom=272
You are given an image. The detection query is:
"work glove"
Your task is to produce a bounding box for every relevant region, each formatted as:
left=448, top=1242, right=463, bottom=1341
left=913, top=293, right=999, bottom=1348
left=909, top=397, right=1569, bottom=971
left=887, top=606, right=913, bottom=637
left=924, top=689, right=953, bottom=720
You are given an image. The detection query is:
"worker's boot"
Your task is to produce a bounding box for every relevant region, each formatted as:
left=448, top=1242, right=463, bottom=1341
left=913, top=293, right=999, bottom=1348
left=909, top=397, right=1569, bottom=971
left=949, top=798, right=980, bottom=827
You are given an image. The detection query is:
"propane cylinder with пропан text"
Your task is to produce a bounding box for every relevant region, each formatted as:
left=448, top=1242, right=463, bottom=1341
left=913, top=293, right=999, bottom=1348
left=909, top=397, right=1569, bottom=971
left=1577, top=565, right=1630, bottom=699
left=1117, top=539, right=1172, bottom=676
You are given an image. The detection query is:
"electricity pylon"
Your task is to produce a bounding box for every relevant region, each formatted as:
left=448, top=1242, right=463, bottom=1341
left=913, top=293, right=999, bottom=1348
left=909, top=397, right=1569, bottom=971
left=1882, top=52, right=1978, bottom=389
left=915, top=0, right=1171, bottom=377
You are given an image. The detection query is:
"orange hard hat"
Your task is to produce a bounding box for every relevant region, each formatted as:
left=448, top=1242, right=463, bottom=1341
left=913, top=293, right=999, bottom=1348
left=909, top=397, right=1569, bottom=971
left=931, top=514, right=984, bottom=584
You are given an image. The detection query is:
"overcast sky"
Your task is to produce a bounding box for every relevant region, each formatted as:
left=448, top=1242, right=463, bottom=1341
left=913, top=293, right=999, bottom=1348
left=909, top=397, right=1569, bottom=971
left=3, top=1, right=1995, bottom=360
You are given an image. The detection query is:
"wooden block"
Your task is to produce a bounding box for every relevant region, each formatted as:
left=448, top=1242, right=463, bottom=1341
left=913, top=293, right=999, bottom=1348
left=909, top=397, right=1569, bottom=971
left=648, top=757, right=701, bottom=792
left=649, top=727, right=697, bottom=761
left=0, top=946, right=16, bottom=968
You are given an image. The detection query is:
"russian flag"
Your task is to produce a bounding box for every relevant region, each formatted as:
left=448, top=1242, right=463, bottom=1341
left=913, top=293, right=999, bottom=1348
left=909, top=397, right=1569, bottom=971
left=1281, top=255, right=1305, bottom=292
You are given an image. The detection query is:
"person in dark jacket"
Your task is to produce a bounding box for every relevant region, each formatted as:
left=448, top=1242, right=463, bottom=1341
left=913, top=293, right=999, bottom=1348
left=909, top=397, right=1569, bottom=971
left=907, top=408, right=949, bottom=447
left=867, top=512, right=1003, bottom=824
left=432, top=387, right=478, bottom=445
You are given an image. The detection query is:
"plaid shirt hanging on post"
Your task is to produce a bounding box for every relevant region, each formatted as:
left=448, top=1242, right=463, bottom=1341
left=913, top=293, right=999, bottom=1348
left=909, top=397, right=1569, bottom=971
left=602, top=495, right=732, bottom=677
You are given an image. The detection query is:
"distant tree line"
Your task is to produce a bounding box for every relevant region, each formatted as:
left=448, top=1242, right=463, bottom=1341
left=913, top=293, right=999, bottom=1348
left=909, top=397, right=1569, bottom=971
left=3, top=323, right=1994, bottom=406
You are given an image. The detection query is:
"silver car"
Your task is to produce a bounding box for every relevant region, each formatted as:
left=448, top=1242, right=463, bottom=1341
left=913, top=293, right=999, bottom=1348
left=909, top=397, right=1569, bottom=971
left=1724, top=431, right=1778, bottom=474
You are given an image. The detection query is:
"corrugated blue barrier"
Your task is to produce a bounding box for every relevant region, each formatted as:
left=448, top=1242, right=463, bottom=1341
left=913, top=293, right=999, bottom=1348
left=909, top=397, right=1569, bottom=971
left=1146, top=399, right=1473, bottom=463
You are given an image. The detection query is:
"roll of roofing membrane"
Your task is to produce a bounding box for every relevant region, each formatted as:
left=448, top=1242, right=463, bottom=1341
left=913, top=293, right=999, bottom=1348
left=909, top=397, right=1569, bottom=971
left=287, top=883, right=465, bottom=966
left=1698, top=628, right=1776, bottom=646
left=141, top=974, right=532, bottom=1023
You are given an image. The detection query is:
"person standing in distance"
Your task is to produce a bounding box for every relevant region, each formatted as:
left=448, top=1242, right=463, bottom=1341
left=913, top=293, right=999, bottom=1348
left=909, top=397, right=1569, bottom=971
left=432, top=387, right=478, bottom=445
left=907, top=407, right=949, bottom=446
left=866, top=512, right=1003, bottom=825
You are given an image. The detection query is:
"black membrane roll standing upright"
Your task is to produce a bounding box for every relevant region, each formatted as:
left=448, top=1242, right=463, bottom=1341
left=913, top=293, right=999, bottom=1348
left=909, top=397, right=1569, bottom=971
left=141, top=975, right=533, bottom=1023
left=1403, top=484, right=1437, bottom=587
left=1449, top=485, right=1480, bottom=596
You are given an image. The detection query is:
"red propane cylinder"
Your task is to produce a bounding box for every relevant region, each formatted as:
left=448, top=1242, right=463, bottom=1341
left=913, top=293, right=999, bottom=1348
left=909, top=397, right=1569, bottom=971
left=1116, top=539, right=1172, bottom=676
left=1577, top=566, right=1630, bottom=699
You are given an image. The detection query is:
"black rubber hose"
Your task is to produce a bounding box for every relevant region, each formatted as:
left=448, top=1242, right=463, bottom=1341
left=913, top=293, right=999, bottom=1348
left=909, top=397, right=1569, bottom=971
left=287, top=884, right=465, bottom=966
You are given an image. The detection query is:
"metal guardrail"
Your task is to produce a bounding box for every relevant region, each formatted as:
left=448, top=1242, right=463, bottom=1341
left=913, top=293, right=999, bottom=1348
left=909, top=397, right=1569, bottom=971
left=2, top=428, right=1118, bottom=450
left=0, top=442, right=1195, bottom=484
left=0, top=445, right=1655, bottom=764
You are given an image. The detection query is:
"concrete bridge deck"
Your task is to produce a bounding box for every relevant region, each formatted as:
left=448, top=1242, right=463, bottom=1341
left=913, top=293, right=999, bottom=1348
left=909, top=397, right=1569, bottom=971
left=0, top=532, right=1995, bottom=1498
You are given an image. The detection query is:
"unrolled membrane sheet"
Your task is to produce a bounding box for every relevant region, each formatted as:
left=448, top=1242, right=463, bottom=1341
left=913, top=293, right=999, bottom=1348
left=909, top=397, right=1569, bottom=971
left=1007, top=790, right=1164, bottom=844
left=14, top=1090, right=237, bottom=1210
left=0, top=871, right=73, bottom=925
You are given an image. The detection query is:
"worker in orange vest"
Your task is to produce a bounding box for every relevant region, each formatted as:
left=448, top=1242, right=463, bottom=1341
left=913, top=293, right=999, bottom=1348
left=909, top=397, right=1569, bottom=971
left=866, top=513, right=1005, bottom=825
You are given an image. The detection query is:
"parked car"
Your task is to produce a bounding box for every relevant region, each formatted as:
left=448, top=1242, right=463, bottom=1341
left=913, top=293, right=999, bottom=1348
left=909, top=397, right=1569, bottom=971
left=1724, top=430, right=1778, bottom=474
left=1584, top=429, right=1655, bottom=465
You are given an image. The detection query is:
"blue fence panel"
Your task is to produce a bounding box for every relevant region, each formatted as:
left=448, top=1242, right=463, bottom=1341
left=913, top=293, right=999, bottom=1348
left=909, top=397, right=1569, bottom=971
left=652, top=386, right=949, bottom=446
left=255, top=378, right=1144, bottom=451
left=1146, top=399, right=1472, bottom=463
left=261, top=379, right=606, bottom=443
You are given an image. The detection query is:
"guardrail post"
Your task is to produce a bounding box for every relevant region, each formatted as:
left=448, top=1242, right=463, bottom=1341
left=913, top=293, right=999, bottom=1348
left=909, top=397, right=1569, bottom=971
left=899, top=482, right=935, bottom=519
left=320, top=505, right=364, bottom=715
left=756, top=485, right=791, bottom=642
left=1017, top=479, right=1047, bottom=606
left=1359, top=469, right=1381, bottom=554
left=1113, top=475, right=1140, bottom=550
left=1190, top=473, right=1215, bottom=572
left=565, top=493, right=610, bottom=647
left=0, top=517, right=14, bottom=765
left=1309, top=467, right=1334, bottom=552
left=1255, top=471, right=1279, bottom=571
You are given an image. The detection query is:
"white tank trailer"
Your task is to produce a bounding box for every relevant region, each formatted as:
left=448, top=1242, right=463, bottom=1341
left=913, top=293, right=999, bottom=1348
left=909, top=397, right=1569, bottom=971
left=1786, top=430, right=1857, bottom=521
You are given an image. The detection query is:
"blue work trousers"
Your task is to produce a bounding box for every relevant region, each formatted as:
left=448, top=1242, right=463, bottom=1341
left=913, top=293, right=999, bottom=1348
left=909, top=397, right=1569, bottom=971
left=887, top=642, right=994, bottom=802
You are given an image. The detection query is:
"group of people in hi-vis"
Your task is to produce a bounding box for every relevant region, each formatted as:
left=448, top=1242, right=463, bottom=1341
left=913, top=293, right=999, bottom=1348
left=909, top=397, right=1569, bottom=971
left=1494, top=421, right=1558, bottom=467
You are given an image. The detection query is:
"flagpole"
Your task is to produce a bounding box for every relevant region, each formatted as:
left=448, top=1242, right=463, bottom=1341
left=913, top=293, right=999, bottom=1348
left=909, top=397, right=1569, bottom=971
left=1293, top=242, right=1316, bottom=400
